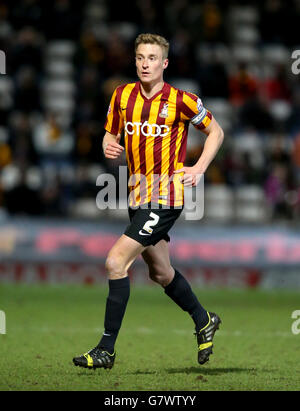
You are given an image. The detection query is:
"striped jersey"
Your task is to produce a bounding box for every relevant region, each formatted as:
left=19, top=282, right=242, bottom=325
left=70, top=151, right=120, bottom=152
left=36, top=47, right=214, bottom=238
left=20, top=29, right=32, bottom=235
left=104, top=81, right=212, bottom=207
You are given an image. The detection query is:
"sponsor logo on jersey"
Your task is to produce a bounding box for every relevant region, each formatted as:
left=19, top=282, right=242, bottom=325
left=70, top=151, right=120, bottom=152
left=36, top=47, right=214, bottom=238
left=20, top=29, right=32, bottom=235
left=124, top=121, right=170, bottom=137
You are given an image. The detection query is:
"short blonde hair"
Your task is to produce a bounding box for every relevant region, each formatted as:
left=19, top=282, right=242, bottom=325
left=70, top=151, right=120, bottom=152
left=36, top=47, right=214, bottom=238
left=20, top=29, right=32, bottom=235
left=135, top=33, right=169, bottom=60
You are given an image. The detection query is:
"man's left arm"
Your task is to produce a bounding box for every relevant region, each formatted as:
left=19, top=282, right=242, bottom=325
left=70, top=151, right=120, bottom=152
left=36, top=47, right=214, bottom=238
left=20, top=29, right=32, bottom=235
left=174, top=116, right=224, bottom=186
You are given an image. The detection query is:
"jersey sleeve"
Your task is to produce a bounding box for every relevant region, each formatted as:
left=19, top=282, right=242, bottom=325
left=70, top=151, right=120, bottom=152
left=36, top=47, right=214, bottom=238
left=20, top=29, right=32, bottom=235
left=181, top=91, right=212, bottom=130
left=104, top=87, right=124, bottom=135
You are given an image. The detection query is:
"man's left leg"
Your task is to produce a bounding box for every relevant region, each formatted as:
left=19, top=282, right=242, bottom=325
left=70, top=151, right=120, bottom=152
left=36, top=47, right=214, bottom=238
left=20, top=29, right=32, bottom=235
left=142, top=239, right=221, bottom=364
left=142, top=239, right=209, bottom=331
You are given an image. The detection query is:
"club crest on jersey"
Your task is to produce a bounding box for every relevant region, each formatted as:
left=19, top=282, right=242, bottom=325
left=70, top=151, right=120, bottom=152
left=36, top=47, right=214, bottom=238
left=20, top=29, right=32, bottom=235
left=159, top=103, right=168, bottom=118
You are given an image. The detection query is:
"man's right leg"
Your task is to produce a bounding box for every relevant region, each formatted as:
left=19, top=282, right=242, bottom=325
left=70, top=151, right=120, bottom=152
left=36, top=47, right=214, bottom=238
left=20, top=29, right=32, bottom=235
left=73, top=234, right=146, bottom=369
left=98, top=234, right=146, bottom=353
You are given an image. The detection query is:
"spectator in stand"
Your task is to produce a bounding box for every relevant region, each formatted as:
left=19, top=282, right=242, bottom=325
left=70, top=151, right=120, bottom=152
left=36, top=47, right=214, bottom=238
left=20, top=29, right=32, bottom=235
left=291, top=132, right=300, bottom=183
left=168, top=29, right=196, bottom=80
left=9, top=0, right=45, bottom=32
left=13, top=66, right=41, bottom=113
left=0, top=0, right=299, bottom=221
left=264, top=163, right=287, bottom=218
left=261, top=64, right=291, bottom=102
left=201, top=0, right=224, bottom=43
left=286, top=87, right=300, bottom=136
left=229, top=62, right=258, bottom=107
left=9, top=26, right=43, bottom=73
left=264, top=162, right=295, bottom=220
left=32, top=112, right=74, bottom=169
left=9, top=112, right=38, bottom=167
left=238, top=94, right=275, bottom=132
left=197, top=56, right=229, bottom=98
left=43, top=0, right=83, bottom=41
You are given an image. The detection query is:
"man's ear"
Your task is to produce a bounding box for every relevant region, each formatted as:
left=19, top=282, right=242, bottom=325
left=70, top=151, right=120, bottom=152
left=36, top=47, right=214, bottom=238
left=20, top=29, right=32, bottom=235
left=163, top=59, right=169, bottom=70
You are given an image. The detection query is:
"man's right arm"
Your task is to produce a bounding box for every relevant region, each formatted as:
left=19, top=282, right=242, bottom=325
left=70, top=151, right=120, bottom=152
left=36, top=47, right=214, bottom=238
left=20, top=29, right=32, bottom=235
left=103, top=131, right=124, bottom=159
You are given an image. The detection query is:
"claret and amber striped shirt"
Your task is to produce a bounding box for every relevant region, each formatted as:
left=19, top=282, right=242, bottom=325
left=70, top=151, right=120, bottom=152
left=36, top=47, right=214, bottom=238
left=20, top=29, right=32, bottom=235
left=104, top=81, right=212, bottom=207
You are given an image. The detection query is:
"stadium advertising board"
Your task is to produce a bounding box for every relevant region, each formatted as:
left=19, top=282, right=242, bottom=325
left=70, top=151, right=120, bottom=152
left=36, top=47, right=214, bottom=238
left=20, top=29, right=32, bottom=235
left=0, top=219, right=300, bottom=287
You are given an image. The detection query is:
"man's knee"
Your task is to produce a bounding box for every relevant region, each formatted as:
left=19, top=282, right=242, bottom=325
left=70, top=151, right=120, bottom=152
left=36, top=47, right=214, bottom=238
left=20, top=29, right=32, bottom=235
left=105, top=254, right=126, bottom=279
left=148, top=264, right=174, bottom=287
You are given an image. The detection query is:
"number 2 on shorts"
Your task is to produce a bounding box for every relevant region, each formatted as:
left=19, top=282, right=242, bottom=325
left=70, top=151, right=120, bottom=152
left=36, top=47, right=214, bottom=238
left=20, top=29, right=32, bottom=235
left=142, top=212, right=160, bottom=234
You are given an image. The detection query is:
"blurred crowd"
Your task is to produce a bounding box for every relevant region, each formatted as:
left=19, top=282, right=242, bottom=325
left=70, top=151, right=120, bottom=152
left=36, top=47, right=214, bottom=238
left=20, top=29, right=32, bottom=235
left=0, top=0, right=300, bottom=222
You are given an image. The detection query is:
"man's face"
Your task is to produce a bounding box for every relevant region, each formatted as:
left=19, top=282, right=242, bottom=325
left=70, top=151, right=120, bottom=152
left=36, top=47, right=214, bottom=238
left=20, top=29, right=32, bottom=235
left=135, top=43, right=168, bottom=84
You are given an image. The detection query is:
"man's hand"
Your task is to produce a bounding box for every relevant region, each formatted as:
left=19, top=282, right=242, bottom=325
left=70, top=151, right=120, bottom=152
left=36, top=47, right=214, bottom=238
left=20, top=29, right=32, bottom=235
left=103, top=134, right=124, bottom=159
left=174, top=116, right=224, bottom=186
left=174, top=166, right=203, bottom=187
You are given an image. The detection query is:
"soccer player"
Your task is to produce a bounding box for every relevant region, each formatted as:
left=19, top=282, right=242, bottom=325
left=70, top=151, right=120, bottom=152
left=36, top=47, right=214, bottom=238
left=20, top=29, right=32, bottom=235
left=73, top=33, right=224, bottom=370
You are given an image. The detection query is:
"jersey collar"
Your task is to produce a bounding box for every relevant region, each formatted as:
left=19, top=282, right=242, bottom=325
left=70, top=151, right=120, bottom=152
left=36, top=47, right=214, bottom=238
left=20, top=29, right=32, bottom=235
left=138, top=81, right=169, bottom=102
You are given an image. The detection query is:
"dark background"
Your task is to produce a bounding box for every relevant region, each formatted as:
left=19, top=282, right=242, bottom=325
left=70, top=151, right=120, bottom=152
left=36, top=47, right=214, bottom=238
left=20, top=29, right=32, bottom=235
left=0, top=0, right=300, bottom=225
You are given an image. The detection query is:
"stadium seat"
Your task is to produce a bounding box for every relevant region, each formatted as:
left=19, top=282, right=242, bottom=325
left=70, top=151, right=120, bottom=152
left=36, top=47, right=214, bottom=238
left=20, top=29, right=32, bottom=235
left=213, top=44, right=231, bottom=64
left=46, top=61, right=74, bottom=78
left=87, top=164, right=106, bottom=183
left=215, top=117, right=232, bottom=133
left=229, top=6, right=259, bottom=25
left=171, top=78, right=200, bottom=95
left=25, top=167, right=43, bottom=190
left=204, top=185, right=235, bottom=222
left=46, top=41, right=76, bottom=59
left=204, top=98, right=232, bottom=118
left=235, top=185, right=268, bottom=223
left=233, top=130, right=263, bottom=154
left=269, top=100, right=292, bottom=121
left=202, top=98, right=232, bottom=132
left=0, top=126, right=8, bottom=143
left=205, top=184, right=234, bottom=203
left=0, top=77, right=13, bottom=94
left=232, top=45, right=260, bottom=63
left=43, top=96, right=75, bottom=113
left=57, top=164, right=76, bottom=184
left=235, top=185, right=265, bottom=202
left=187, top=125, right=202, bottom=149
left=112, top=22, right=138, bottom=42
left=204, top=202, right=235, bottom=222
left=235, top=204, right=268, bottom=223
left=262, top=45, right=290, bottom=64
left=42, top=79, right=76, bottom=98
left=32, top=121, right=74, bottom=154
left=195, top=43, right=213, bottom=64
left=85, top=2, right=108, bottom=20
left=231, top=25, right=260, bottom=44
left=0, top=164, right=21, bottom=190
left=71, top=198, right=106, bottom=219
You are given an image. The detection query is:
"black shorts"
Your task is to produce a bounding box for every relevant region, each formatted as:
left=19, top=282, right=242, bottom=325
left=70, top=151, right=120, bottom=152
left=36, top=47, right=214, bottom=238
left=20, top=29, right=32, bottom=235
left=124, top=205, right=183, bottom=247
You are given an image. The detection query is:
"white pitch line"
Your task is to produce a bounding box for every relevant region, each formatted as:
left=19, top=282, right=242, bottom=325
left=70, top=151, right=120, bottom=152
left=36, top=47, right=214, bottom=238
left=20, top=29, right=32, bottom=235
left=8, top=326, right=296, bottom=338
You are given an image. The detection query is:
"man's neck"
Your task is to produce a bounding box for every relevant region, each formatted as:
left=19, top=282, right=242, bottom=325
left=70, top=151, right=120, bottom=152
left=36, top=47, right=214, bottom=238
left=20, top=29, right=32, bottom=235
left=140, top=80, right=164, bottom=99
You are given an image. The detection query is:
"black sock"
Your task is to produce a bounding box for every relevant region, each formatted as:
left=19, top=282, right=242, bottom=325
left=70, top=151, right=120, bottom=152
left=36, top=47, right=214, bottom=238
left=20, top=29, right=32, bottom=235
left=98, top=276, right=130, bottom=354
left=164, top=269, right=209, bottom=332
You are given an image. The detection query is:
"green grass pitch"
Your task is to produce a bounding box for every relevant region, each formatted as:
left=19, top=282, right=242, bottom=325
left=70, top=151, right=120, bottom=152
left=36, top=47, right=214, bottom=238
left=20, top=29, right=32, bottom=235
left=0, top=283, right=300, bottom=391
